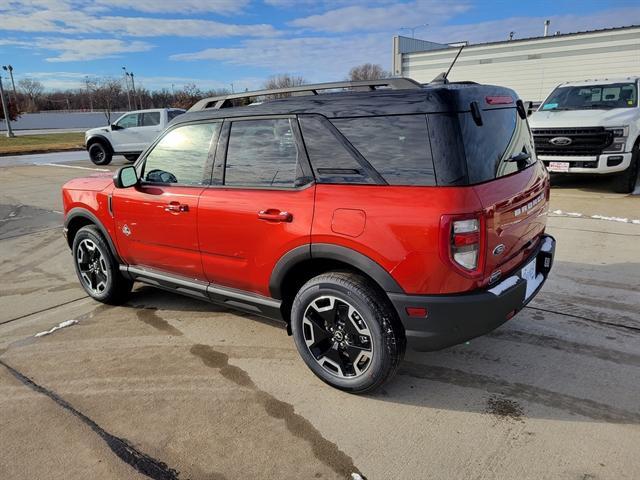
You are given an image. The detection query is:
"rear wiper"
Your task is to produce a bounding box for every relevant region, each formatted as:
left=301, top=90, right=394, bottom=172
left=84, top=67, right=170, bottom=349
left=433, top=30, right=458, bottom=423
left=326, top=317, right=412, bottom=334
left=505, top=152, right=531, bottom=163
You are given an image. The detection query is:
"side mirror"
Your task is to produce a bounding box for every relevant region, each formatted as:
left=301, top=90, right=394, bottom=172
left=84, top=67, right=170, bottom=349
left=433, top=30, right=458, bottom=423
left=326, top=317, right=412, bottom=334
left=114, top=166, right=138, bottom=188
left=111, top=123, right=122, bottom=130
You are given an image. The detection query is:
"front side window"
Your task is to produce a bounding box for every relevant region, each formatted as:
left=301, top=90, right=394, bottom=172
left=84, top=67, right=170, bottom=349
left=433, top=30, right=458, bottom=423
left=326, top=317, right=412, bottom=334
left=331, top=115, right=435, bottom=186
left=115, top=113, right=138, bottom=128
left=142, top=122, right=220, bottom=185
left=541, top=83, right=637, bottom=111
left=141, top=112, right=160, bottom=126
left=224, top=118, right=303, bottom=188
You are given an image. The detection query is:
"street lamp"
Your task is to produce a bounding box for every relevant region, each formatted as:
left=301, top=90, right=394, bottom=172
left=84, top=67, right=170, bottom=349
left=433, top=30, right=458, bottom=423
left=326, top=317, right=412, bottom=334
left=399, top=23, right=428, bottom=38
left=0, top=75, right=15, bottom=137
left=122, top=66, right=132, bottom=110
left=127, top=72, right=139, bottom=110
left=2, top=65, right=18, bottom=109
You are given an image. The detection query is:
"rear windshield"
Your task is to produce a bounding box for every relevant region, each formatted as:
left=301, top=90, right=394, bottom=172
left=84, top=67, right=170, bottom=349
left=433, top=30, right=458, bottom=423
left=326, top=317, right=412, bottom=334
left=541, top=83, right=637, bottom=110
left=458, top=109, right=535, bottom=184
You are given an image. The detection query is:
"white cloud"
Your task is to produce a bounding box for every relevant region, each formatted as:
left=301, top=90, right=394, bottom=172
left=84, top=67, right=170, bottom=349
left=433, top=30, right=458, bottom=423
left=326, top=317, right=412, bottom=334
left=93, top=0, right=250, bottom=14
left=0, top=1, right=280, bottom=38
left=0, top=37, right=153, bottom=62
left=289, top=1, right=471, bottom=33
left=171, top=35, right=390, bottom=81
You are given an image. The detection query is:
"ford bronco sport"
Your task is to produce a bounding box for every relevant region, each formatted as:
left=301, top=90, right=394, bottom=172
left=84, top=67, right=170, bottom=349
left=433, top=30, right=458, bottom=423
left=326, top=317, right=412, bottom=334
left=63, top=78, right=555, bottom=393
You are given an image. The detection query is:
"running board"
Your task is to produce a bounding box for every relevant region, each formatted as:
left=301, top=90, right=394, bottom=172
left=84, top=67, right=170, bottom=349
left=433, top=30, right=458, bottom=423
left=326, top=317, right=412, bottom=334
left=120, top=265, right=283, bottom=320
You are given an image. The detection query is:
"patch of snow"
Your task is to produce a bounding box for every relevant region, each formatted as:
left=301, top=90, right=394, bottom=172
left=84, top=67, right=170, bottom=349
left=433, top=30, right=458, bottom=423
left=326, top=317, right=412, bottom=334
left=488, top=276, right=520, bottom=296
left=541, top=236, right=554, bottom=252
left=34, top=319, right=78, bottom=338
left=351, top=474, right=365, bottom=480
left=591, top=214, right=629, bottom=223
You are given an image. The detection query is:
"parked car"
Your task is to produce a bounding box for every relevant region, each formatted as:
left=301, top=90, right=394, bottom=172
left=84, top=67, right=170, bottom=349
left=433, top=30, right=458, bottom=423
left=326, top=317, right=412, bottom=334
left=85, top=108, right=185, bottom=165
left=62, top=79, right=555, bottom=393
left=529, top=77, right=639, bottom=193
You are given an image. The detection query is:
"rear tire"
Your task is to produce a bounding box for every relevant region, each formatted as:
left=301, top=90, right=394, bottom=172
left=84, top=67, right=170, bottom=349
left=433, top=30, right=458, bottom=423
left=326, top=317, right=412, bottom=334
left=88, top=142, right=113, bottom=165
left=72, top=225, right=132, bottom=304
left=291, top=272, right=405, bottom=393
left=612, top=143, right=639, bottom=194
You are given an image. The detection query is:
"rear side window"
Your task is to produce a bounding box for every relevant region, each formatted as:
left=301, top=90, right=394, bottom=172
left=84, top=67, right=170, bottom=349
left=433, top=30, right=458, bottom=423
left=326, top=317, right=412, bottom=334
left=143, top=122, right=220, bottom=185
left=168, top=110, right=185, bottom=121
left=331, top=115, right=435, bottom=186
left=459, top=108, right=535, bottom=184
left=224, top=118, right=303, bottom=188
left=141, top=112, right=160, bottom=126
left=299, top=115, right=374, bottom=184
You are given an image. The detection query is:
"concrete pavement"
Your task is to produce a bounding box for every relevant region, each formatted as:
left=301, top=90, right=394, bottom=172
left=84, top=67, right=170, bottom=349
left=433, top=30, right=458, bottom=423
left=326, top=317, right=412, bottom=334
left=1, top=153, right=639, bottom=480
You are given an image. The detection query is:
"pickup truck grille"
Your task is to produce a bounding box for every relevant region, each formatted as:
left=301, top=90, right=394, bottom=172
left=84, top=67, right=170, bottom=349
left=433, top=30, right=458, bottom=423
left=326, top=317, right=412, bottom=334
left=532, top=127, right=613, bottom=156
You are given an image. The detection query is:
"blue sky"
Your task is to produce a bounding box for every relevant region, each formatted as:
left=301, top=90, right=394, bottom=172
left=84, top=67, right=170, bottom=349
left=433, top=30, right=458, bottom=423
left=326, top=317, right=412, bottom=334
left=1, top=0, right=639, bottom=92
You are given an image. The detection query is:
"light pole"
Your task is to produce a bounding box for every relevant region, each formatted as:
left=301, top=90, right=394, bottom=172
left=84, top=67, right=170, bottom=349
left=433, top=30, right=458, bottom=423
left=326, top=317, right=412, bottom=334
left=2, top=65, right=18, bottom=109
left=230, top=83, right=234, bottom=93
left=122, top=66, right=132, bottom=110
left=399, top=23, right=428, bottom=38
left=127, top=72, right=139, bottom=109
left=0, top=75, right=15, bottom=138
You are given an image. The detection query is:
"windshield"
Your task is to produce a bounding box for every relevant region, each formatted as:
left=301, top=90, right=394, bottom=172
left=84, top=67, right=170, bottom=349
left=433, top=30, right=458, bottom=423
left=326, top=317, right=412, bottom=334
left=541, top=83, right=637, bottom=111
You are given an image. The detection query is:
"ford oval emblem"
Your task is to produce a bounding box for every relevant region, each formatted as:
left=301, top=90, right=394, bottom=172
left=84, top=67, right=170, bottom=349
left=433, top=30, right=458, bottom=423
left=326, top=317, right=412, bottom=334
left=549, top=136, right=572, bottom=146
left=493, top=244, right=505, bottom=256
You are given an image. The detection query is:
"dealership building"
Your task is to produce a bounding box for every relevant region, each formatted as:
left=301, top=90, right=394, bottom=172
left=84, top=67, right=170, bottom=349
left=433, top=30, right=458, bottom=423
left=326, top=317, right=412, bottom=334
left=393, top=24, right=640, bottom=102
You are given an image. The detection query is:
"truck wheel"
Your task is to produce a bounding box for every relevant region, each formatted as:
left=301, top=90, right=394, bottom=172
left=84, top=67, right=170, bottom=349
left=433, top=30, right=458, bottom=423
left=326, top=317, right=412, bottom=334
left=72, top=225, right=132, bottom=305
left=291, top=272, right=406, bottom=393
left=612, top=144, right=639, bottom=194
left=124, top=154, right=139, bottom=162
left=88, top=142, right=113, bottom=166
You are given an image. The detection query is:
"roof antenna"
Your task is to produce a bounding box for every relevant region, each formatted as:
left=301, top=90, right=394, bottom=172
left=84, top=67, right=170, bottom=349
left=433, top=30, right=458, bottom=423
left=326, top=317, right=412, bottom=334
left=431, top=44, right=465, bottom=84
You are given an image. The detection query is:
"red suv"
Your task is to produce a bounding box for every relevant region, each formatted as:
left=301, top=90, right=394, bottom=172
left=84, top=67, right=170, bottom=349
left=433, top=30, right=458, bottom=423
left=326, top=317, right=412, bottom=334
left=62, top=79, right=555, bottom=393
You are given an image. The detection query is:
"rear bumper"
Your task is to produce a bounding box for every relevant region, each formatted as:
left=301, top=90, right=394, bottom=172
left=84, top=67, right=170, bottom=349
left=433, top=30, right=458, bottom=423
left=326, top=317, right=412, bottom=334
left=539, top=153, right=632, bottom=174
left=388, top=235, right=555, bottom=351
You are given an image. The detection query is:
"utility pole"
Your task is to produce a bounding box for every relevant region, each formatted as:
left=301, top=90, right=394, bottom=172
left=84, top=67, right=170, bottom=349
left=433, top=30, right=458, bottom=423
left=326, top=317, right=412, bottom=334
left=122, top=66, right=132, bottom=110
left=0, top=75, right=15, bottom=138
left=2, top=65, right=18, bottom=110
left=129, top=72, right=139, bottom=109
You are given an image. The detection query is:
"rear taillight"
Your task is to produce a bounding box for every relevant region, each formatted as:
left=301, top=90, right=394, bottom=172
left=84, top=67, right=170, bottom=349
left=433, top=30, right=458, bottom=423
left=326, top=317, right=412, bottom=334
left=440, top=214, right=486, bottom=278
left=452, top=219, right=480, bottom=270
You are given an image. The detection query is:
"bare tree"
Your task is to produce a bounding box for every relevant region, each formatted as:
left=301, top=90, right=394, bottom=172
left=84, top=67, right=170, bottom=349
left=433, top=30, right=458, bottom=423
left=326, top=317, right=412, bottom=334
left=18, top=78, right=44, bottom=112
left=348, top=63, right=390, bottom=81
left=92, top=78, right=122, bottom=123
left=262, top=74, right=306, bottom=99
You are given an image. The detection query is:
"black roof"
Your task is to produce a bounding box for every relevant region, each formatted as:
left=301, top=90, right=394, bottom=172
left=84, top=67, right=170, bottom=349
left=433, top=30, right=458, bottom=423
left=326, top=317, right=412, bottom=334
left=172, top=82, right=518, bottom=126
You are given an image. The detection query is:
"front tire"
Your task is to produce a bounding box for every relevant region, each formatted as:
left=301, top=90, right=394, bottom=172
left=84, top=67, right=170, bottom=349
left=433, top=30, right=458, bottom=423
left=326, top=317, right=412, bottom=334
left=124, top=154, right=139, bottom=162
left=612, top=143, right=639, bottom=194
left=291, top=272, right=405, bottom=393
left=88, top=142, right=113, bottom=165
left=72, top=225, right=132, bottom=304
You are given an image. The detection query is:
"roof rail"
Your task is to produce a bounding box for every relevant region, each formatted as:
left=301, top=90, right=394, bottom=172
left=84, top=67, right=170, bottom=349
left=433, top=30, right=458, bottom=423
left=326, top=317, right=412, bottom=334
left=188, top=78, right=422, bottom=111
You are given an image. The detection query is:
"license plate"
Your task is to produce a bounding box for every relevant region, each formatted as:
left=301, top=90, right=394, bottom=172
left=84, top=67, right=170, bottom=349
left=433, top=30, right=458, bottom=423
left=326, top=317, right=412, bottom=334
left=547, top=161, right=570, bottom=173
left=521, top=258, right=536, bottom=284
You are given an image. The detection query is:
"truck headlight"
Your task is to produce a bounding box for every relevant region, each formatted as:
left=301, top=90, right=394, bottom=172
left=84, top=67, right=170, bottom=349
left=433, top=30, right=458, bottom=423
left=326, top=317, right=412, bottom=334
left=604, top=127, right=628, bottom=153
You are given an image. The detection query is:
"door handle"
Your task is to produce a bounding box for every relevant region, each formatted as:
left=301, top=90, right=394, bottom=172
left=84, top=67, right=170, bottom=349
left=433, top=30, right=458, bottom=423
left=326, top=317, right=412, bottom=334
left=258, top=209, right=293, bottom=223
left=164, top=202, right=189, bottom=213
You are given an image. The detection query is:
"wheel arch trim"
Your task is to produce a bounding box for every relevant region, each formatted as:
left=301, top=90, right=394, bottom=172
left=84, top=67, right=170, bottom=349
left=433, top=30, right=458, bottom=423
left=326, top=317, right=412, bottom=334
left=86, top=134, right=113, bottom=151
left=269, top=243, right=404, bottom=299
left=64, top=208, right=123, bottom=264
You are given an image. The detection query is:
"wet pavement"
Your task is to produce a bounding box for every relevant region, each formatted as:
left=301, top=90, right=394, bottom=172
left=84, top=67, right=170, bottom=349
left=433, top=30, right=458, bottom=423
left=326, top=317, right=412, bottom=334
left=1, top=153, right=639, bottom=479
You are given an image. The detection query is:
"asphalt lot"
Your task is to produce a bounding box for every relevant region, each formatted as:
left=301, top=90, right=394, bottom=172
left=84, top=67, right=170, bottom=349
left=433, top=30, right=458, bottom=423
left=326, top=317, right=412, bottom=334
left=1, top=153, right=639, bottom=480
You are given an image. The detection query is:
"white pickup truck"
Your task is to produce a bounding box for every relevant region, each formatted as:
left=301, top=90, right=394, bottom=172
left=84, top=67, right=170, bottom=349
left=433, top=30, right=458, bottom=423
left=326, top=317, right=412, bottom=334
left=85, top=108, right=185, bottom=165
left=529, top=77, right=639, bottom=193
